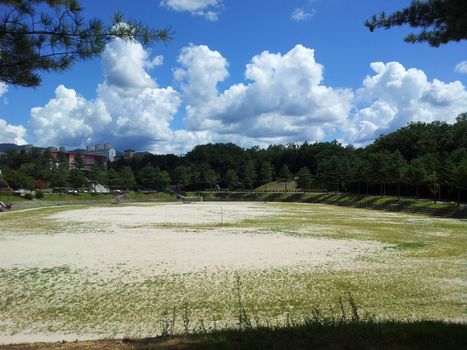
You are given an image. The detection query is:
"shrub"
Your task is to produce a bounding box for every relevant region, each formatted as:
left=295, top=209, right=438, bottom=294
left=35, top=190, right=44, bottom=200
left=24, top=193, right=34, bottom=200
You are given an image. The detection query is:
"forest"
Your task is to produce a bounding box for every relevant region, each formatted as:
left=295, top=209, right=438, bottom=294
left=1, top=115, right=466, bottom=202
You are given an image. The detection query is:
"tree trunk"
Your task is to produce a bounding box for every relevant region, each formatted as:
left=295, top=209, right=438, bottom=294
left=416, top=185, right=419, bottom=201
left=458, top=189, right=461, bottom=206
left=397, top=182, right=400, bottom=201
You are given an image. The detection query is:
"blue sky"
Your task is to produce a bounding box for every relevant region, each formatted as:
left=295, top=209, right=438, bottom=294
left=0, top=0, right=466, bottom=153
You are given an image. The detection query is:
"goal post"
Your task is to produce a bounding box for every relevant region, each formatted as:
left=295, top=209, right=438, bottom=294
left=180, top=196, right=203, bottom=204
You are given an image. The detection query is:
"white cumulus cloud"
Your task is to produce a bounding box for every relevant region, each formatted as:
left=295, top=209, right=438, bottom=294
left=454, top=60, right=467, bottom=74
left=29, top=38, right=181, bottom=151
left=176, top=44, right=352, bottom=145
left=161, top=0, right=222, bottom=21
left=26, top=42, right=467, bottom=154
left=345, top=61, right=467, bottom=145
left=291, top=8, right=315, bottom=21
left=0, top=118, right=27, bottom=144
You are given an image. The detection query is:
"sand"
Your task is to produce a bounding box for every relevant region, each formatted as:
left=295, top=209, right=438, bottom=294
left=0, top=202, right=384, bottom=275
left=0, top=202, right=387, bottom=344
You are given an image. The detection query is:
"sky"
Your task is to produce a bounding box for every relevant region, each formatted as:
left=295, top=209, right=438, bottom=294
left=0, top=0, right=466, bottom=154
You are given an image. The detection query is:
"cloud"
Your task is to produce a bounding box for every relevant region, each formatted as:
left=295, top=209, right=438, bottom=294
left=0, top=118, right=27, bottom=144
left=160, top=0, right=222, bottom=21
left=29, top=38, right=181, bottom=151
left=454, top=60, right=467, bottom=74
left=0, top=82, right=7, bottom=97
left=29, top=85, right=112, bottom=147
left=345, top=61, right=467, bottom=145
left=176, top=44, right=352, bottom=145
left=26, top=41, right=467, bottom=154
left=291, top=8, right=315, bottom=21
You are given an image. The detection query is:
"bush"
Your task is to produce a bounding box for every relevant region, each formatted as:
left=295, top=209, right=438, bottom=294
left=35, top=190, right=44, bottom=200
left=24, top=193, right=34, bottom=200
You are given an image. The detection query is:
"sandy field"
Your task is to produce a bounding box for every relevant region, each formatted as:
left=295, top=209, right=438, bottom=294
left=0, top=202, right=383, bottom=276
left=3, top=201, right=465, bottom=344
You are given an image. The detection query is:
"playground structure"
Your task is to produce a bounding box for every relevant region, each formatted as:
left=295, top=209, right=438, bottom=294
left=0, top=178, right=13, bottom=212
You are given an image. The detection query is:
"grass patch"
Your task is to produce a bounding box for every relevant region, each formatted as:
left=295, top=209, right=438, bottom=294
left=0, top=202, right=465, bottom=343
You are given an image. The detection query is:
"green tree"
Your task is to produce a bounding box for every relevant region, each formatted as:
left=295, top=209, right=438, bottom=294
left=365, top=0, right=467, bottom=47
left=225, top=169, right=239, bottom=190
left=174, top=165, right=192, bottom=190
left=452, top=158, right=467, bottom=204
left=387, top=151, right=407, bottom=200
left=50, top=167, right=69, bottom=189
left=74, top=153, right=84, bottom=170
left=137, top=165, right=158, bottom=189
left=0, top=0, right=172, bottom=87
left=241, top=160, right=256, bottom=190
left=297, top=167, right=313, bottom=191
left=426, top=171, right=440, bottom=203
left=68, top=168, right=86, bottom=189
left=119, top=166, right=136, bottom=191
left=404, top=159, right=427, bottom=200
left=89, top=163, right=108, bottom=185
left=200, top=164, right=218, bottom=189
left=156, top=170, right=171, bottom=191
left=259, top=161, right=273, bottom=191
left=317, top=156, right=340, bottom=193
left=278, top=165, right=292, bottom=192
left=107, top=168, right=121, bottom=189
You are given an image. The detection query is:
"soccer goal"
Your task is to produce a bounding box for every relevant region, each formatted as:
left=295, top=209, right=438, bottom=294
left=404, top=218, right=435, bottom=235
left=180, top=196, right=203, bottom=204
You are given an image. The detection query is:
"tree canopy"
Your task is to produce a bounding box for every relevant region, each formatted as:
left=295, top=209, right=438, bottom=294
left=0, top=0, right=172, bottom=87
left=365, top=0, right=467, bottom=47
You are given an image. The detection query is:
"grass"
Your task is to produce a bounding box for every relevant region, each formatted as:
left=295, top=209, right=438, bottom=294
left=0, top=202, right=465, bottom=345
left=254, top=181, right=298, bottom=192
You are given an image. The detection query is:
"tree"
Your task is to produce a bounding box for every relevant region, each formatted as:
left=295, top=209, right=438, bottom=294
left=297, top=167, right=313, bottom=191
left=68, top=168, right=86, bottom=189
left=173, top=166, right=192, bottom=191
left=259, top=161, right=273, bottom=191
left=200, top=164, right=218, bottom=189
left=0, top=0, right=172, bottom=87
left=225, top=169, right=238, bottom=191
left=426, top=171, right=440, bottom=203
left=74, top=153, right=84, bottom=170
left=119, top=166, right=136, bottom=191
left=452, top=158, right=467, bottom=204
left=137, top=165, right=158, bottom=189
left=404, top=159, right=427, bottom=200
left=50, top=167, right=69, bottom=189
left=278, top=165, right=292, bottom=192
left=241, top=160, right=256, bottom=190
left=365, top=0, right=467, bottom=47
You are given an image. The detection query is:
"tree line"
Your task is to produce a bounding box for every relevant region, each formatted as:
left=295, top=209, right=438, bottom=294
left=1, top=115, right=466, bottom=202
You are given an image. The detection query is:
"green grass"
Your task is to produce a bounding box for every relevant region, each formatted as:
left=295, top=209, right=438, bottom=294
left=0, top=202, right=465, bottom=342
left=254, top=181, right=298, bottom=192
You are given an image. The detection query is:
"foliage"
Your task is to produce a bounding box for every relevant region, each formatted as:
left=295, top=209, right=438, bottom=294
left=0, top=0, right=172, bottom=87
left=0, top=116, right=466, bottom=202
left=225, top=169, right=239, bottom=190
left=35, top=189, right=43, bottom=199
left=297, top=167, right=313, bottom=190
left=365, top=0, right=467, bottom=47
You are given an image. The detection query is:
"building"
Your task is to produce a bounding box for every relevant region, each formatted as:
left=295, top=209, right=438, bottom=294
left=85, top=143, right=116, bottom=162
left=48, top=151, right=107, bottom=171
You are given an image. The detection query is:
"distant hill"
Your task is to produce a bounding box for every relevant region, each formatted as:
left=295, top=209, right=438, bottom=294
left=0, top=143, right=22, bottom=152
